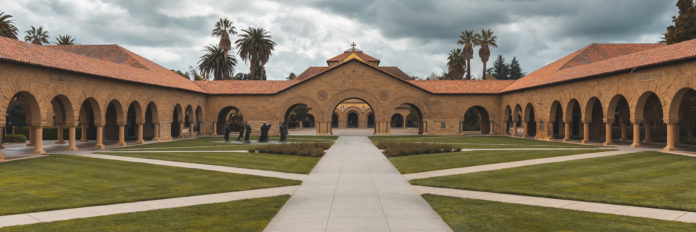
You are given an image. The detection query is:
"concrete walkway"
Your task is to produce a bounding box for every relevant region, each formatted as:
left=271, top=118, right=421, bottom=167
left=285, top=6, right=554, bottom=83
left=73, top=153, right=307, bottom=181
left=404, top=148, right=646, bottom=180
left=0, top=186, right=297, bottom=228
left=264, top=136, right=452, bottom=232
left=416, top=186, right=696, bottom=223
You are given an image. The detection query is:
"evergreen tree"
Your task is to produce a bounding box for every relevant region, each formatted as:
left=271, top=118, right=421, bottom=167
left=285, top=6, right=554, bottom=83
left=665, top=0, right=696, bottom=44
left=508, top=57, right=525, bottom=80
left=287, top=72, right=296, bottom=80
left=490, top=55, right=508, bottom=79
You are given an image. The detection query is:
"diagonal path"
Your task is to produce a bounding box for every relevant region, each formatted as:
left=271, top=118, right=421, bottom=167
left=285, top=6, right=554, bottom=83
left=0, top=186, right=297, bottom=228
left=73, top=153, right=306, bottom=181
left=264, top=136, right=452, bottom=232
left=404, top=148, right=647, bottom=180
left=416, top=186, right=696, bottom=223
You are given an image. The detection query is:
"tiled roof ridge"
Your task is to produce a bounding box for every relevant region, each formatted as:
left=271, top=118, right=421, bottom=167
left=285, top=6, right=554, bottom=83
left=45, top=44, right=150, bottom=70
left=559, top=42, right=665, bottom=70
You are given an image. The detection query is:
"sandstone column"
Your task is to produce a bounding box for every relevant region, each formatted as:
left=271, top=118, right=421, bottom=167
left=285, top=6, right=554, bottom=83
left=581, top=122, right=590, bottom=144
left=664, top=122, right=678, bottom=151
left=619, top=121, right=627, bottom=142
left=563, top=122, right=571, bottom=142
left=490, top=121, right=495, bottom=135
left=136, top=123, right=145, bottom=144
left=604, top=120, right=614, bottom=146
left=189, top=124, right=194, bottom=136
left=179, top=123, right=185, bottom=138
left=522, top=122, right=528, bottom=137
left=512, top=122, right=518, bottom=136
left=27, top=128, right=34, bottom=146
left=56, top=124, right=65, bottom=144
left=32, top=126, right=45, bottom=154
left=95, top=125, right=105, bottom=149
left=117, top=124, right=126, bottom=146
left=152, top=123, right=160, bottom=141
left=631, top=122, right=641, bottom=147
left=0, top=125, right=4, bottom=149
left=80, top=124, right=88, bottom=142
left=212, top=122, right=217, bottom=136
left=68, top=126, right=78, bottom=150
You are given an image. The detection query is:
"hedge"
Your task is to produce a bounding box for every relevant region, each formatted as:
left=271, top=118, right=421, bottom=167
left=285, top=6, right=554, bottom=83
left=4, top=134, right=27, bottom=143
left=375, top=142, right=461, bottom=157
left=248, top=143, right=332, bottom=157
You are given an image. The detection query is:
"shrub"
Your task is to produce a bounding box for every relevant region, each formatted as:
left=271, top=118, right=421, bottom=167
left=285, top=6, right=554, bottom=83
left=376, top=142, right=460, bottom=157
left=249, top=142, right=331, bottom=157
left=4, top=134, right=27, bottom=143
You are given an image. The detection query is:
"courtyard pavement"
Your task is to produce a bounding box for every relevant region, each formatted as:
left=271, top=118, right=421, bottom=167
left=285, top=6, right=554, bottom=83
left=264, top=136, right=452, bottom=232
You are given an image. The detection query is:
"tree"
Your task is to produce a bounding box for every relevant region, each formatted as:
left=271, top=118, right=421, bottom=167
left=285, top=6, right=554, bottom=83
left=490, top=55, right=508, bottom=80
left=508, top=57, right=525, bottom=80
left=288, top=104, right=311, bottom=127
left=212, top=18, right=237, bottom=51
left=198, top=44, right=237, bottom=80
left=55, top=34, right=76, bottom=45
left=0, top=12, right=18, bottom=39
left=664, top=0, right=696, bottom=44
left=188, top=66, right=206, bottom=81
left=233, top=72, right=250, bottom=80
left=287, top=72, right=296, bottom=80
left=474, top=29, right=497, bottom=80
left=171, top=69, right=189, bottom=78
left=457, top=30, right=476, bottom=80
left=446, top=48, right=466, bottom=80
left=24, top=26, right=49, bottom=45
left=235, top=27, right=276, bottom=80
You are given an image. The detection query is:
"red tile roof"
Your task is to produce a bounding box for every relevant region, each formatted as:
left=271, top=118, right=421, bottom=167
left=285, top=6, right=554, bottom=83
left=503, top=39, right=696, bottom=92
left=195, top=80, right=295, bottom=95
left=327, top=51, right=380, bottom=63
left=379, top=66, right=410, bottom=80
left=0, top=37, right=206, bottom=93
left=295, top=67, right=328, bottom=81
left=408, top=80, right=515, bottom=94
left=560, top=43, right=664, bottom=70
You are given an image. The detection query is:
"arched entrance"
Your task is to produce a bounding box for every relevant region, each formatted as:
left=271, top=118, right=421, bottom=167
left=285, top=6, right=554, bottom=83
left=217, top=106, right=243, bottom=134
left=635, top=92, right=666, bottom=145
left=608, top=95, right=631, bottom=144
left=4, top=92, right=44, bottom=154
left=677, top=89, right=696, bottom=146
left=504, top=106, right=512, bottom=135
left=105, top=100, right=124, bottom=145
left=284, top=104, right=313, bottom=129
left=331, top=113, right=339, bottom=128
left=390, top=114, right=404, bottom=128
left=524, top=103, right=536, bottom=137
left=463, top=106, right=490, bottom=134
left=347, top=111, right=359, bottom=128
left=331, top=98, right=375, bottom=135
left=367, top=113, right=375, bottom=128
left=50, top=95, right=74, bottom=148
left=144, top=102, right=158, bottom=141
left=195, top=106, right=203, bottom=134
left=566, top=99, right=582, bottom=140
left=126, top=101, right=142, bottom=142
left=171, top=104, right=183, bottom=138
left=550, top=101, right=563, bottom=139
left=585, top=97, right=605, bottom=143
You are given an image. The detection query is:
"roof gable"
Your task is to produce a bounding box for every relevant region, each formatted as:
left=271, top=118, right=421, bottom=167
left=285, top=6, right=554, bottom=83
left=559, top=43, right=665, bottom=70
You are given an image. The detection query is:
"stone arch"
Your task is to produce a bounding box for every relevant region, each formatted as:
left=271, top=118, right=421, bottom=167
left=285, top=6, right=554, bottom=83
left=104, top=99, right=125, bottom=141
left=284, top=103, right=314, bottom=129
left=390, top=113, right=404, bottom=128
left=524, top=103, right=536, bottom=137
left=78, top=97, right=101, bottom=141
left=195, top=106, right=203, bottom=134
left=171, top=104, right=184, bottom=138
left=303, top=114, right=316, bottom=128
left=7, top=91, right=42, bottom=127
left=277, top=96, right=322, bottom=122
left=671, top=88, right=696, bottom=146
left=584, top=97, right=605, bottom=141
left=327, top=95, right=379, bottom=135
left=463, top=106, right=490, bottom=134
left=504, top=105, right=512, bottom=134
left=126, top=101, right=143, bottom=141
left=549, top=101, right=563, bottom=139
left=346, top=110, right=360, bottom=128
left=51, top=95, right=75, bottom=126
left=565, top=99, right=582, bottom=139
left=607, top=94, right=631, bottom=143
left=144, top=102, right=159, bottom=140
left=635, top=91, right=666, bottom=143
left=184, top=105, right=194, bottom=135
left=216, top=106, right=242, bottom=133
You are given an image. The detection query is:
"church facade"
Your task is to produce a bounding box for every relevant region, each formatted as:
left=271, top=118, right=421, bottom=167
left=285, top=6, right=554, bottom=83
left=1, top=36, right=696, bottom=157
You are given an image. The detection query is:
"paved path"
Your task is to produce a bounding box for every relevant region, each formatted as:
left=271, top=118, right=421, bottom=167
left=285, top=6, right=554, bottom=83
left=404, top=148, right=646, bottom=180
left=74, top=153, right=307, bottom=181
left=264, top=136, right=452, bottom=232
left=416, top=186, right=696, bottom=223
left=0, top=186, right=297, bottom=228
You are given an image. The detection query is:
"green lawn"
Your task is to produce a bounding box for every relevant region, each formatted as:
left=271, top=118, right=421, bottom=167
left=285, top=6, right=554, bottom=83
left=104, top=152, right=320, bottom=174
left=413, top=151, right=696, bottom=211
left=390, top=149, right=612, bottom=174
left=0, top=196, right=289, bottom=232
left=113, top=136, right=336, bottom=151
left=424, top=195, right=696, bottom=232
left=0, top=156, right=299, bottom=215
left=370, top=135, right=594, bottom=148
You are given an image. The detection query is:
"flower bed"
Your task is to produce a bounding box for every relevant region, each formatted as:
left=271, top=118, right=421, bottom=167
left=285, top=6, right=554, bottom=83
left=248, top=143, right=332, bottom=157
left=375, top=142, right=461, bottom=157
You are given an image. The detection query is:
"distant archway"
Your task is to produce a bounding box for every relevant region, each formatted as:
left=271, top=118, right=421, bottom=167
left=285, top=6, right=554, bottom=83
left=171, top=104, right=183, bottom=138
left=391, top=114, right=404, bottom=128
left=347, top=111, right=359, bottom=128
left=463, top=106, right=490, bottom=134
left=550, top=101, right=563, bottom=139
left=524, top=103, right=536, bottom=137
left=217, top=106, right=242, bottom=133
left=585, top=97, right=605, bottom=141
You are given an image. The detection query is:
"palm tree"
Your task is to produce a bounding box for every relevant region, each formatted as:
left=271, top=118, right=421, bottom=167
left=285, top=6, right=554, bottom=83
left=198, top=45, right=237, bottom=80
left=235, top=27, right=276, bottom=80
left=446, top=48, right=466, bottom=80
left=0, top=12, right=18, bottom=39
left=24, top=26, right=49, bottom=45
left=474, top=29, right=497, bottom=79
left=212, top=18, right=237, bottom=51
left=55, top=34, right=76, bottom=45
left=457, top=30, right=476, bottom=80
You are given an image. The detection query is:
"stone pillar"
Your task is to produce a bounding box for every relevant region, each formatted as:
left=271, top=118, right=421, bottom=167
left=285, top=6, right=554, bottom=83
left=522, top=122, right=528, bottom=137
left=56, top=124, right=65, bottom=144
left=563, top=122, right=571, bottom=142
left=136, top=123, right=145, bottom=144
left=32, top=126, right=45, bottom=154
left=117, top=124, right=126, bottom=146
left=152, top=123, right=160, bottom=141
left=68, top=126, right=78, bottom=150
left=80, top=125, right=88, bottom=142
left=489, top=121, right=495, bottom=135
left=664, top=122, right=678, bottom=151
left=631, top=122, right=641, bottom=147
left=212, top=122, right=218, bottom=135
left=179, top=123, right=184, bottom=138
left=512, top=122, right=518, bottom=136
left=581, top=122, right=590, bottom=144
left=644, top=123, right=651, bottom=143
left=27, top=127, right=34, bottom=146
left=0, top=125, right=4, bottom=149
left=95, top=125, right=105, bottom=149
left=604, top=121, right=614, bottom=146
left=619, top=121, right=627, bottom=142
left=189, top=125, right=194, bottom=136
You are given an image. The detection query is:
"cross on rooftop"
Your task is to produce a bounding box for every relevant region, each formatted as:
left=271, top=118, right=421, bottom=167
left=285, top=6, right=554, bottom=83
left=350, top=42, right=357, bottom=51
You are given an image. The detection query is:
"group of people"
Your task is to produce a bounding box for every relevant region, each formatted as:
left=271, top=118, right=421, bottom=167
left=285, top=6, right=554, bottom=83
left=223, top=122, right=289, bottom=143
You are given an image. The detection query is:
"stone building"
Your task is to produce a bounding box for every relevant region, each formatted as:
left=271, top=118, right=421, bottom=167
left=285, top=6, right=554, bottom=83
left=1, top=36, right=696, bottom=158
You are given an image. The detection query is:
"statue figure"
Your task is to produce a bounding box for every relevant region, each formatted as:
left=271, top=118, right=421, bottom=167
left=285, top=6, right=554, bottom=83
left=259, top=123, right=267, bottom=142
left=280, top=122, right=288, bottom=142
left=243, top=123, right=251, bottom=143
left=223, top=123, right=231, bottom=142
left=237, top=123, right=246, bottom=141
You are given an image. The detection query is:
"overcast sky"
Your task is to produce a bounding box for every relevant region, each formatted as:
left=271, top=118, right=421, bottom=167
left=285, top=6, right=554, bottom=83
left=5, top=0, right=677, bottom=80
